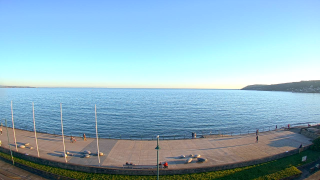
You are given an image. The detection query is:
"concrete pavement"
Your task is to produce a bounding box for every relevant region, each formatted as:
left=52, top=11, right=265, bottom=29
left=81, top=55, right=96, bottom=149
left=0, top=127, right=313, bottom=170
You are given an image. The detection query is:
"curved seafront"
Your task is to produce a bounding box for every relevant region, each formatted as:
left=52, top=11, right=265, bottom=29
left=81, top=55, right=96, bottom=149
left=0, top=126, right=313, bottom=175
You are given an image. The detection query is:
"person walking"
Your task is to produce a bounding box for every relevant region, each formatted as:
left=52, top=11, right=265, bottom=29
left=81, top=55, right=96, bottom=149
left=256, top=129, right=259, bottom=136
left=83, top=133, right=87, bottom=141
left=256, top=135, right=259, bottom=143
left=0, top=126, right=2, bottom=135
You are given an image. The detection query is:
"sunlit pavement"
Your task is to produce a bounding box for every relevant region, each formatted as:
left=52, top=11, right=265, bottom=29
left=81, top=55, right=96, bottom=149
left=0, top=128, right=312, bottom=170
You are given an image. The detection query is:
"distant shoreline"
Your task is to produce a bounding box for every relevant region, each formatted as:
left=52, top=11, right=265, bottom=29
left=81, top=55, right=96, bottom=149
left=0, top=86, right=35, bottom=88
left=0, top=86, right=238, bottom=90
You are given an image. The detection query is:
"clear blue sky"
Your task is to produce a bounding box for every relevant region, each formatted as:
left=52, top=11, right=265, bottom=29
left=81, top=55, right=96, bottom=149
left=0, top=0, right=319, bottom=89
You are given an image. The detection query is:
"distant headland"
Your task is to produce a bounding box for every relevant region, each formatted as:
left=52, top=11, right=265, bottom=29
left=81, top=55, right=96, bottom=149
left=241, top=80, right=320, bottom=93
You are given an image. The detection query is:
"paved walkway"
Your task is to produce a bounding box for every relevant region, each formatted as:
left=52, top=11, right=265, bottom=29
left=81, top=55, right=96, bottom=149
left=0, top=127, right=313, bottom=169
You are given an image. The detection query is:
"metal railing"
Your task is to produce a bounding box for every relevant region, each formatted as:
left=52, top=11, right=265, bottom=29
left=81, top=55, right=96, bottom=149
left=2, top=121, right=317, bottom=140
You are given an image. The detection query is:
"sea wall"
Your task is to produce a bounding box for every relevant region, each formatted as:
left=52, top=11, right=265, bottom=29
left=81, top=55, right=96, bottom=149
left=301, top=129, right=320, bottom=140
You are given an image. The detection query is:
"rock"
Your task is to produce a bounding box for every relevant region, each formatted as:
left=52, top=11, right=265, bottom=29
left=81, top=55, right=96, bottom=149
left=194, top=154, right=201, bottom=158
left=197, top=158, right=207, bottom=162
left=186, top=158, right=192, bottom=163
left=84, top=150, right=91, bottom=154
left=61, top=153, right=67, bottom=157
left=84, top=154, right=90, bottom=158
left=99, top=152, right=104, bottom=156
left=19, top=145, right=25, bottom=149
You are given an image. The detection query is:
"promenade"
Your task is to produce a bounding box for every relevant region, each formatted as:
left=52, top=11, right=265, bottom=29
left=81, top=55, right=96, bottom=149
left=0, top=127, right=313, bottom=170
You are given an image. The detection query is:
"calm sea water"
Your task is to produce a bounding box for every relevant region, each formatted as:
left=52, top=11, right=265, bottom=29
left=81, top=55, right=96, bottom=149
left=0, top=88, right=319, bottom=139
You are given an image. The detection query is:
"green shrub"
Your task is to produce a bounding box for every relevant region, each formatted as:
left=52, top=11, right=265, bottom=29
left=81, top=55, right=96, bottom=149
left=311, top=137, right=320, bottom=151
left=0, top=150, right=319, bottom=180
left=254, top=166, right=301, bottom=180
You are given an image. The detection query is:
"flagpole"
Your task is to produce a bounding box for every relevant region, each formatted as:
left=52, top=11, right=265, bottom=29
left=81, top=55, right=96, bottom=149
left=60, top=103, right=67, bottom=163
left=95, top=104, right=101, bottom=166
left=11, top=101, right=18, bottom=152
left=33, top=102, right=40, bottom=157
left=5, top=119, right=14, bottom=165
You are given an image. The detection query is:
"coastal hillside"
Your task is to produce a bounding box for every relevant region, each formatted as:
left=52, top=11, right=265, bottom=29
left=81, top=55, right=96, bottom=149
left=241, top=80, right=320, bottom=93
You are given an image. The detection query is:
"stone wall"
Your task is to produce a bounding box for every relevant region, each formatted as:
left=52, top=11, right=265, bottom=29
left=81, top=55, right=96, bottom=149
left=0, top=145, right=311, bottom=176
left=301, top=129, right=320, bottom=140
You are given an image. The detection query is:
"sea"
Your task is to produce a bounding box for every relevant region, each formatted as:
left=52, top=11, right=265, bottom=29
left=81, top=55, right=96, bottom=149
left=0, top=88, right=319, bottom=140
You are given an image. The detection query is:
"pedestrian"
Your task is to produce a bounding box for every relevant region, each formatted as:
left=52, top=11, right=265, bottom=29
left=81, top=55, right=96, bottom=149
left=70, top=136, right=76, bottom=143
left=256, top=129, right=259, bottom=135
left=276, top=125, right=277, bottom=130
left=83, top=133, right=87, bottom=141
left=256, top=135, right=259, bottom=143
left=299, top=144, right=303, bottom=153
left=0, top=126, right=2, bottom=135
left=288, top=124, right=290, bottom=129
left=163, top=162, right=168, bottom=168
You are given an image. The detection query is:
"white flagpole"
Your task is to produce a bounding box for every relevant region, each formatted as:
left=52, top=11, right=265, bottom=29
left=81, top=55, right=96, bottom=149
left=5, top=119, right=14, bottom=165
left=33, top=102, right=40, bottom=157
left=11, top=101, right=18, bottom=152
left=95, top=104, right=101, bottom=166
left=60, top=103, right=67, bottom=163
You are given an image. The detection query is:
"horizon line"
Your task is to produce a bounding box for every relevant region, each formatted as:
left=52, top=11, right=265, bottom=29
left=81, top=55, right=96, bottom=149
left=0, top=86, right=240, bottom=90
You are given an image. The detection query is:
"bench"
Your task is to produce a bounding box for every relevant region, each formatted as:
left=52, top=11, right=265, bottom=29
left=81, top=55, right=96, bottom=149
left=123, top=164, right=164, bottom=169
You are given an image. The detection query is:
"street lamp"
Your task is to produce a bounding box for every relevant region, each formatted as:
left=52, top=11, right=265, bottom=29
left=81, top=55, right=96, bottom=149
left=155, top=135, right=160, bottom=180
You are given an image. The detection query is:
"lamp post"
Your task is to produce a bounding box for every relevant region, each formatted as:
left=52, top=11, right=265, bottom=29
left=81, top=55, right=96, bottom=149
left=155, top=135, right=160, bottom=180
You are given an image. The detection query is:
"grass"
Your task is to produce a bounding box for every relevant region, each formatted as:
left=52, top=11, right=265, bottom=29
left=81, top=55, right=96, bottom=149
left=0, top=149, right=319, bottom=180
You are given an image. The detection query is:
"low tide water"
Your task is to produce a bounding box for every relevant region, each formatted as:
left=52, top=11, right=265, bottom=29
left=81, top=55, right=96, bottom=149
left=0, top=88, right=319, bottom=139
